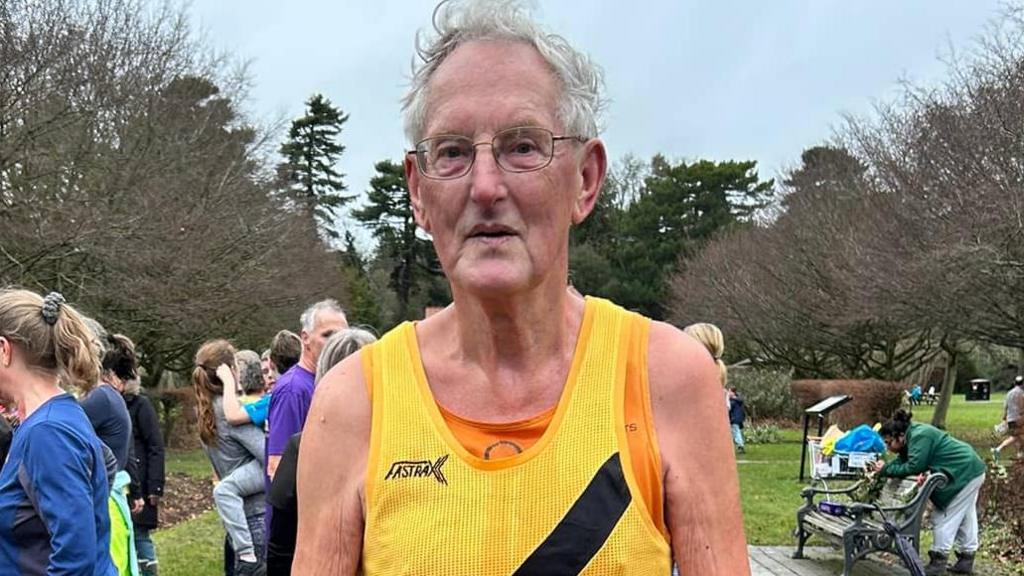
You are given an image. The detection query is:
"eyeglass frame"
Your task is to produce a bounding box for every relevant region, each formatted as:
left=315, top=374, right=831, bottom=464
left=406, top=126, right=588, bottom=180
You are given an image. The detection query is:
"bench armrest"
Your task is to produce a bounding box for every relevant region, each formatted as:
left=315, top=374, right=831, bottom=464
left=846, top=502, right=881, bottom=520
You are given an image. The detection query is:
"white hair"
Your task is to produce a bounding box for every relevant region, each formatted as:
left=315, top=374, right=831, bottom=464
left=300, top=299, right=347, bottom=333
left=402, top=0, right=607, bottom=144
left=83, top=317, right=108, bottom=355
left=315, top=327, right=378, bottom=385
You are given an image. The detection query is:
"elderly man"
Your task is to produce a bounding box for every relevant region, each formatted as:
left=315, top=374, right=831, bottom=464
left=266, top=300, right=347, bottom=480
left=294, top=2, right=747, bottom=574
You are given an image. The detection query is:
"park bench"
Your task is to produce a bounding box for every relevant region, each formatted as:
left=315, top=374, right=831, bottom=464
left=793, top=472, right=948, bottom=576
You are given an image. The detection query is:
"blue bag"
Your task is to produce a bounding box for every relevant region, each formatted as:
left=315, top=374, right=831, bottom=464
left=833, top=424, right=886, bottom=454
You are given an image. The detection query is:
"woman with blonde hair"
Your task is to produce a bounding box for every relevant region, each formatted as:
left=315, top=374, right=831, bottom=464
left=0, top=289, right=116, bottom=575
left=684, top=322, right=745, bottom=452
left=682, top=322, right=727, bottom=386
left=192, top=340, right=267, bottom=576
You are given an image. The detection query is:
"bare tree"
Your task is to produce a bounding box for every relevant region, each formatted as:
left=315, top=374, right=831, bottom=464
left=0, top=0, right=349, bottom=384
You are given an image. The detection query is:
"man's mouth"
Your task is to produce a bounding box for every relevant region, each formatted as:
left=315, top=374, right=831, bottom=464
left=468, top=224, right=517, bottom=239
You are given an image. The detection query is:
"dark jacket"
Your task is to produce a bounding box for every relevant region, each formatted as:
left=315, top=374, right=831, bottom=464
left=125, top=392, right=165, bottom=529
left=267, top=433, right=301, bottom=576
left=728, top=395, right=746, bottom=428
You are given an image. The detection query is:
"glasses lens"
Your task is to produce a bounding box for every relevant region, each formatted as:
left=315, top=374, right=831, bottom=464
left=418, top=136, right=474, bottom=179
left=494, top=127, right=553, bottom=172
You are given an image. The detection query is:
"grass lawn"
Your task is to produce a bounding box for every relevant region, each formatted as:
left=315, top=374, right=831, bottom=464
left=152, top=511, right=223, bottom=576
left=155, top=450, right=222, bottom=576
left=740, top=393, right=1005, bottom=545
left=737, top=429, right=808, bottom=545
left=913, top=392, right=1006, bottom=446
left=165, top=448, right=214, bottom=479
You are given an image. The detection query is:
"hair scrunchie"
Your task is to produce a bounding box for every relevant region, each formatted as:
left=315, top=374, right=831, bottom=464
left=41, top=292, right=65, bottom=326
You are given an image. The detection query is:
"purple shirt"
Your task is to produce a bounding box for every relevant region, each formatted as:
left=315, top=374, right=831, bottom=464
left=266, top=364, right=316, bottom=457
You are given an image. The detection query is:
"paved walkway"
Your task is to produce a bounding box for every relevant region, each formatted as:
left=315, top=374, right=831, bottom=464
left=748, top=546, right=910, bottom=576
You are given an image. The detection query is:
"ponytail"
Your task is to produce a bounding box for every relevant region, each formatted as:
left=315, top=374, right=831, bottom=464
left=101, top=334, right=138, bottom=382
left=0, top=289, right=100, bottom=394
left=880, top=409, right=913, bottom=439
left=683, top=322, right=728, bottom=387
left=191, top=339, right=235, bottom=446
left=192, top=365, right=218, bottom=445
left=51, top=306, right=101, bottom=393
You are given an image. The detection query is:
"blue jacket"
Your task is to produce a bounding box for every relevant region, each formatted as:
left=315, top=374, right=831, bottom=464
left=0, top=394, right=117, bottom=575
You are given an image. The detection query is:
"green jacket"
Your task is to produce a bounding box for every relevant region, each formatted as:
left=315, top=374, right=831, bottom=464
left=109, top=470, right=140, bottom=576
left=881, top=422, right=985, bottom=509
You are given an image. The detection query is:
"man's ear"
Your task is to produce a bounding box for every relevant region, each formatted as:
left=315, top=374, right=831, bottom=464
left=405, top=154, right=432, bottom=234
left=572, top=139, right=607, bottom=225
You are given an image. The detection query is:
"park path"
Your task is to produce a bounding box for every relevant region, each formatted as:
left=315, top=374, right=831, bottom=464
left=747, top=546, right=909, bottom=576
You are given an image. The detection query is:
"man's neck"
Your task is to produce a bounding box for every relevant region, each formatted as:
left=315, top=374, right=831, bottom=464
left=453, top=282, right=581, bottom=371
left=415, top=279, right=586, bottom=420
left=298, top=355, right=316, bottom=374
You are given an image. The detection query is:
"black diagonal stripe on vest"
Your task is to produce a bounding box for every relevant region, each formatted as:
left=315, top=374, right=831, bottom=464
left=512, top=453, right=632, bottom=576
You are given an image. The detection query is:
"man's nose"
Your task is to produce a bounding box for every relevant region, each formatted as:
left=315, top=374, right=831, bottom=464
left=468, top=145, right=508, bottom=207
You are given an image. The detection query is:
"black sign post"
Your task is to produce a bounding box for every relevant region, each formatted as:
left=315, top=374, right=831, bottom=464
left=799, top=395, right=852, bottom=482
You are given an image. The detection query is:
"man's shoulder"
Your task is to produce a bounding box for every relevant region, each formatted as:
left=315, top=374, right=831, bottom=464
left=646, top=319, right=713, bottom=373
left=274, top=366, right=315, bottom=392
left=645, top=320, right=722, bottom=420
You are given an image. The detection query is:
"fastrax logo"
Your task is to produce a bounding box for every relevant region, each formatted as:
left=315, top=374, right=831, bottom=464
left=384, top=455, right=449, bottom=485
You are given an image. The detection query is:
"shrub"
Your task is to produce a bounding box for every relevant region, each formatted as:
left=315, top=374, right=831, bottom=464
left=790, top=380, right=905, bottom=429
left=744, top=424, right=782, bottom=444
left=980, top=461, right=1024, bottom=569
left=730, top=367, right=800, bottom=422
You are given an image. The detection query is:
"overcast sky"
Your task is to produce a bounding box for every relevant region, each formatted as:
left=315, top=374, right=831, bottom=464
left=189, top=1, right=1001, bottom=237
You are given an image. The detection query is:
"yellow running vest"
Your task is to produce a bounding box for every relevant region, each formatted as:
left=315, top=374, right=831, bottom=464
left=362, top=297, right=671, bottom=575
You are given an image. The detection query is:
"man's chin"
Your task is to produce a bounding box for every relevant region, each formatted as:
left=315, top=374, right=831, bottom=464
left=452, top=266, right=532, bottom=297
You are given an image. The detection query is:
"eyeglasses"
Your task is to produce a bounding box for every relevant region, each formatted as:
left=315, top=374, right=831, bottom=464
left=408, top=126, right=586, bottom=180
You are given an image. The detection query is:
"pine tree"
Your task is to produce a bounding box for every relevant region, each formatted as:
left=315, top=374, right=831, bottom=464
left=574, top=155, right=773, bottom=319
left=278, top=94, right=351, bottom=239
left=352, top=159, right=439, bottom=321
left=338, top=232, right=383, bottom=328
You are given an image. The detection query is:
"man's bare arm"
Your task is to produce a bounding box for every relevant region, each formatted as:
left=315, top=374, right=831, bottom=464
left=266, top=455, right=281, bottom=480
left=292, top=352, right=371, bottom=575
left=648, top=321, right=749, bottom=576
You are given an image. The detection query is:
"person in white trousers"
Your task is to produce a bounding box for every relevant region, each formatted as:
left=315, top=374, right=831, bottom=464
left=876, top=409, right=987, bottom=575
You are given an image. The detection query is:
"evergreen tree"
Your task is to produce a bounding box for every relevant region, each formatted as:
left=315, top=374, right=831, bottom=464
left=570, top=155, right=773, bottom=319
left=781, top=146, right=867, bottom=211
left=278, top=93, right=351, bottom=239
left=338, top=231, right=382, bottom=328
left=352, top=159, right=439, bottom=321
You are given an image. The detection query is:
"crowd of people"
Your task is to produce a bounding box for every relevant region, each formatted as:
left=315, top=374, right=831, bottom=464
left=188, top=300, right=376, bottom=576
left=0, top=289, right=163, bottom=576
left=0, top=289, right=376, bottom=576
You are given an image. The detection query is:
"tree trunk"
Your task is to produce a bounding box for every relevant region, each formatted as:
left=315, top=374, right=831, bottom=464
left=932, top=345, right=959, bottom=429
